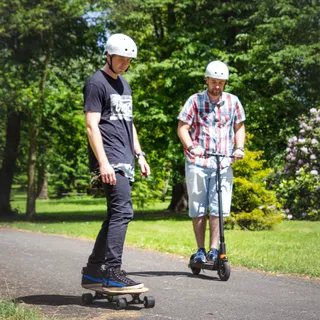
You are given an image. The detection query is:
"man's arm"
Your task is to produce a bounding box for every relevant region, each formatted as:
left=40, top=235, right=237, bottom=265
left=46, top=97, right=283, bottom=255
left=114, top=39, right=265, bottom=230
left=177, top=120, right=193, bottom=149
left=85, top=111, right=116, bottom=185
left=133, top=124, right=150, bottom=176
left=177, top=120, right=203, bottom=156
left=233, top=122, right=246, bottom=158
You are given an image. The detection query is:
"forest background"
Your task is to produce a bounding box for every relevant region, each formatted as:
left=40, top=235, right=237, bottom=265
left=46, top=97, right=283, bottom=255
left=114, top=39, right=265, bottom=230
left=0, top=0, right=319, bottom=224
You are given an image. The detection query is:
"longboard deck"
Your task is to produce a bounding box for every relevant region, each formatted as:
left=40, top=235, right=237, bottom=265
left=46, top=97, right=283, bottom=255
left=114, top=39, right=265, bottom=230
left=91, top=286, right=149, bottom=295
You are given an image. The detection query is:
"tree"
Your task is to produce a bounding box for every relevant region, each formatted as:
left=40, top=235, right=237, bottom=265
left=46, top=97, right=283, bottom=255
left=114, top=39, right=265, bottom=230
left=105, top=0, right=256, bottom=211
left=0, top=0, right=104, bottom=218
left=234, top=0, right=320, bottom=163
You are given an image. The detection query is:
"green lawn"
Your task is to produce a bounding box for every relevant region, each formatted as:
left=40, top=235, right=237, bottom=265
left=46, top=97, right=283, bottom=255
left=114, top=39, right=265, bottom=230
left=0, top=300, right=44, bottom=320
left=1, top=196, right=319, bottom=278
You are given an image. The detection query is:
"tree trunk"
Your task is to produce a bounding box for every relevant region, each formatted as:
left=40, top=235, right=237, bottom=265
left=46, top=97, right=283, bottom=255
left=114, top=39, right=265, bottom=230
left=0, top=111, right=21, bottom=217
left=161, top=171, right=170, bottom=201
left=37, top=165, right=48, bottom=200
left=26, top=123, right=38, bottom=220
left=26, top=42, right=51, bottom=218
left=167, top=182, right=188, bottom=213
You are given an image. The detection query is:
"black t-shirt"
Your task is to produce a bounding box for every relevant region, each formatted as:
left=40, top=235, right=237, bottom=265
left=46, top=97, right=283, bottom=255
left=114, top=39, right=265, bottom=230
left=83, top=70, right=134, bottom=176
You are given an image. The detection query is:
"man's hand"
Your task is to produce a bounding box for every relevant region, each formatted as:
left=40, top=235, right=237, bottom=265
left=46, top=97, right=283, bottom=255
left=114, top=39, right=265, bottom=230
left=100, top=163, right=116, bottom=185
left=233, top=148, right=244, bottom=160
left=188, top=146, right=205, bottom=157
left=138, top=156, right=151, bottom=177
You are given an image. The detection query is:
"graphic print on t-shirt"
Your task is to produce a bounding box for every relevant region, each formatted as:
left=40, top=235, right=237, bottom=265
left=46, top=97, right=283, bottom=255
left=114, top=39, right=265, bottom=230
left=110, top=94, right=132, bottom=121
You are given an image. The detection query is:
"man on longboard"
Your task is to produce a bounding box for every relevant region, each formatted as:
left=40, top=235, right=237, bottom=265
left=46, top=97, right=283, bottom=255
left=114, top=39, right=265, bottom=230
left=81, top=33, right=150, bottom=292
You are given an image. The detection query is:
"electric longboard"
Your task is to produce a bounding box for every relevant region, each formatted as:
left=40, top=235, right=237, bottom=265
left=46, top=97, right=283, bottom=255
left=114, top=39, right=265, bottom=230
left=81, top=286, right=155, bottom=310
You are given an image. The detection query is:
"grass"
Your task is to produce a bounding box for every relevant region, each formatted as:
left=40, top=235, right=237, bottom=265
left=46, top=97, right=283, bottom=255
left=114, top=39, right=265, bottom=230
left=0, top=300, right=44, bottom=320
left=1, top=196, right=320, bottom=279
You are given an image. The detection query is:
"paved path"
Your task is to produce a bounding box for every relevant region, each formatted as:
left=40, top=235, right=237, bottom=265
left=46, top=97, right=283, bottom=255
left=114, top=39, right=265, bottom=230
left=0, top=228, right=319, bottom=320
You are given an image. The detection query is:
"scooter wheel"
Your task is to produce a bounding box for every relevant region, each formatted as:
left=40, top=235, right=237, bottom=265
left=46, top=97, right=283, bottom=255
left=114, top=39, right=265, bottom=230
left=191, top=266, right=201, bottom=275
left=218, top=261, right=231, bottom=281
left=189, top=254, right=201, bottom=275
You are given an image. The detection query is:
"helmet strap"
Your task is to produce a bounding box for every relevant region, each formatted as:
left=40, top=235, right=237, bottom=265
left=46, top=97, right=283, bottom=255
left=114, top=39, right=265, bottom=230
left=107, top=54, right=117, bottom=74
left=107, top=53, right=132, bottom=74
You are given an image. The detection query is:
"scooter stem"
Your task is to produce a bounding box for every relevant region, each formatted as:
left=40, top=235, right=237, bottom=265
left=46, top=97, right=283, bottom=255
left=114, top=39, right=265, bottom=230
left=215, top=154, right=226, bottom=255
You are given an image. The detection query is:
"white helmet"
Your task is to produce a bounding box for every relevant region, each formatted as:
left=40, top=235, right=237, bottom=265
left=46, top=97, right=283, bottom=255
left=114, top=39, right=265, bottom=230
left=103, top=33, right=137, bottom=58
left=205, top=61, right=229, bottom=80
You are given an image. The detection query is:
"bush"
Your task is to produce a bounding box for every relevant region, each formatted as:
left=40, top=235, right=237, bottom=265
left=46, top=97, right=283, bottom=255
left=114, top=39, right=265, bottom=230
left=231, top=143, right=283, bottom=230
left=236, top=208, right=283, bottom=231
left=132, top=171, right=163, bottom=208
left=269, top=108, right=320, bottom=220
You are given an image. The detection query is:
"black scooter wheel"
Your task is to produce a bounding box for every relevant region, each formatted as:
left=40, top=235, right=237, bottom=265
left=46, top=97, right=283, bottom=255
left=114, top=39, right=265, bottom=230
left=218, top=261, right=231, bottom=281
left=191, top=266, right=201, bottom=275
left=189, top=254, right=201, bottom=275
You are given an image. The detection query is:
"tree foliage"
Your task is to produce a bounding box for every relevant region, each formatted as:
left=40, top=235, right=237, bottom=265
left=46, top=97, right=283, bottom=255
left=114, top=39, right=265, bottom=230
left=0, top=0, right=105, bottom=216
left=1, top=0, right=319, bottom=218
left=234, top=0, right=320, bottom=162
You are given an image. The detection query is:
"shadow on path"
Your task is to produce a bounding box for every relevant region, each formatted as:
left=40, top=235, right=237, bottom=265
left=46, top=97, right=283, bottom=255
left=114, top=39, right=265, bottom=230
left=127, top=270, right=221, bottom=281
left=16, top=294, right=143, bottom=311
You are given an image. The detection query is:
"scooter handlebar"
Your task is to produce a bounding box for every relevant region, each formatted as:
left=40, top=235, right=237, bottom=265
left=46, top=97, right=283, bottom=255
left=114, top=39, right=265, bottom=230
left=204, top=152, right=243, bottom=159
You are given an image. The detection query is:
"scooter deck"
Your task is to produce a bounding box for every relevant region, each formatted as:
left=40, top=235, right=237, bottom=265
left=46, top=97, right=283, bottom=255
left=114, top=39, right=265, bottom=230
left=189, top=261, right=218, bottom=271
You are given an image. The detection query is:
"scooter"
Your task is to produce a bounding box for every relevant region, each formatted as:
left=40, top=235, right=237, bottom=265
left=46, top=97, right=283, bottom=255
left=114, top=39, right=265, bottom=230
left=188, top=152, right=239, bottom=281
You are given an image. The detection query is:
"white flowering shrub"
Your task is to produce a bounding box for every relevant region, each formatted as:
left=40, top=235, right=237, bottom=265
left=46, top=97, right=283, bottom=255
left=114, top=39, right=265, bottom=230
left=271, top=108, right=320, bottom=220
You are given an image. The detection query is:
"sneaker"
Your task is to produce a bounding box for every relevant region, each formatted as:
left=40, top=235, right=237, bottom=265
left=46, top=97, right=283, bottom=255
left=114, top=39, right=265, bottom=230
left=102, top=267, right=144, bottom=291
left=193, top=248, right=206, bottom=263
left=81, top=264, right=104, bottom=289
left=206, top=248, right=219, bottom=263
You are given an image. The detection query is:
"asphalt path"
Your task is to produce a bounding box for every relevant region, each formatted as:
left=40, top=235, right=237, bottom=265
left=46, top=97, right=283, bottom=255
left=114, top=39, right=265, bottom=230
left=0, top=227, right=319, bottom=320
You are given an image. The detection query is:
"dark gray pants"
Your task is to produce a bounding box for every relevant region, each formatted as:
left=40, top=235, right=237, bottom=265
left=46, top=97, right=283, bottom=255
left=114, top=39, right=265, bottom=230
left=88, top=172, right=133, bottom=268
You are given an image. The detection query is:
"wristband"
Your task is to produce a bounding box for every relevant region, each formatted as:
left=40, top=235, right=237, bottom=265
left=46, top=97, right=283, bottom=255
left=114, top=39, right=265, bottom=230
left=187, top=145, right=195, bottom=152
left=135, top=151, right=146, bottom=159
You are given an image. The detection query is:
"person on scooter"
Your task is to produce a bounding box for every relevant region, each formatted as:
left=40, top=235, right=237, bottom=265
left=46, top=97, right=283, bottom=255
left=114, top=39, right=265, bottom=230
left=177, top=61, right=246, bottom=264
left=81, top=33, right=150, bottom=291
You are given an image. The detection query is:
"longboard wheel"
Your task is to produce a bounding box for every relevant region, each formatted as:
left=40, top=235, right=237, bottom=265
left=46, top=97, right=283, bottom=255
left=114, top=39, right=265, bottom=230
left=116, top=297, right=127, bottom=310
left=81, top=293, right=94, bottom=305
left=143, top=295, right=155, bottom=308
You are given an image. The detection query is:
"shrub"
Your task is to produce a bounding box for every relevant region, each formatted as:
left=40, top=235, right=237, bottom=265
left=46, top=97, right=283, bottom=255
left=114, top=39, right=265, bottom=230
left=269, top=108, right=320, bottom=220
left=236, top=208, right=283, bottom=231
left=231, top=144, right=283, bottom=230
left=132, top=172, right=163, bottom=208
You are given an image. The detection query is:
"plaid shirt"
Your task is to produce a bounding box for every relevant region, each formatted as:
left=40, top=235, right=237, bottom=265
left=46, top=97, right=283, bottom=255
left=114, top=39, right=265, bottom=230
left=178, top=90, right=246, bottom=168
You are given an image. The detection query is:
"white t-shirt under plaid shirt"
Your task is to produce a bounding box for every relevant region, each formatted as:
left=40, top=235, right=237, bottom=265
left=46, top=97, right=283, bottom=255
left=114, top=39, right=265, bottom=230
left=178, top=90, right=246, bottom=169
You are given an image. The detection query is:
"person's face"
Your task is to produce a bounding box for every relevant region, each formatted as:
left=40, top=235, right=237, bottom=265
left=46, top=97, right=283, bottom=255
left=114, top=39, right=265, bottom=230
left=109, top=54, right=132, bottom=74
left=206, top=77, right=226, bottom=97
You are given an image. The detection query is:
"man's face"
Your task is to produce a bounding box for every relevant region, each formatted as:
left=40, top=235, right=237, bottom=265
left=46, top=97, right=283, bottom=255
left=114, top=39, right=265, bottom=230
left=206, top=77, right=226, bottom=97
left=109, top=54, right=131, bottom=74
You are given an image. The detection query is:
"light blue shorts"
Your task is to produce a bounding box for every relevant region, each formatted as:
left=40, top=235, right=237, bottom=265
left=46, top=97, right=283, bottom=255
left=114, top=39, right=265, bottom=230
left=185, top=163, right=233, bottom=218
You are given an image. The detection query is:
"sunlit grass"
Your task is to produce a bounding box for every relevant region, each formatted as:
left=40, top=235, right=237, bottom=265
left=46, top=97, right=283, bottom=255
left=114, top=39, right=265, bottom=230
left=0, top=300, right=44, bottom=320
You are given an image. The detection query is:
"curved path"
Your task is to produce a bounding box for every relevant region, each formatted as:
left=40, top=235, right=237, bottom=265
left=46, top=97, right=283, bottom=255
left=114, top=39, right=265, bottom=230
left=0, top=228, right=319, bottom=320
